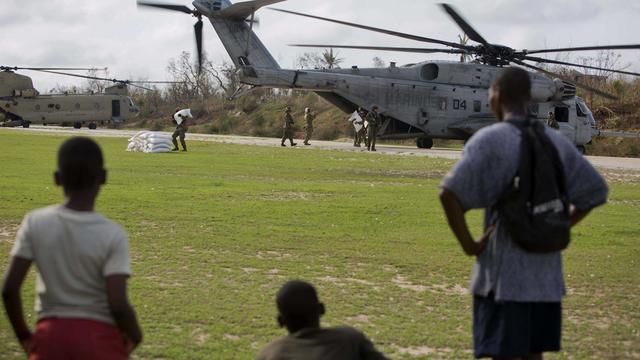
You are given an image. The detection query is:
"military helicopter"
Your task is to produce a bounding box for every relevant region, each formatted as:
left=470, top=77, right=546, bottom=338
left=0, top=67, right=176, bottom=129
left=137, top=0, right=640, bottom=153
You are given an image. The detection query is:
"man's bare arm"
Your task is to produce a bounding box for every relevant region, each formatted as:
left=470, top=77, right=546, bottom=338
left=439, top=188, right=492, bottom=256
left=2, top=257, right=33, bottom=351
left=106, top=275, right=143, bottom=352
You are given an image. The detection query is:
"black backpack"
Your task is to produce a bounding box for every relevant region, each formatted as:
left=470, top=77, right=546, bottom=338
left=496, top=117, right=571, bottom=252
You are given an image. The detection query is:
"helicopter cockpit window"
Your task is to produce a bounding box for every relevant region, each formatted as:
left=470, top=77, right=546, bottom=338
left=420, top=63, right=439, bottom=81
left=576, top=101, right=588, bottom=117
left=555, top=107, right=569, bottom=123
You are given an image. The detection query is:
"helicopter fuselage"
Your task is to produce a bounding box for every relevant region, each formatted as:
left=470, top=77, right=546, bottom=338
left=0, top=71, right=139, bottom=128
left=237, top=60, right=595, bottom=146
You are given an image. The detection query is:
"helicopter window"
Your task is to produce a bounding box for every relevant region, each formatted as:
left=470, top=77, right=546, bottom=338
left=576, top=102, right=588, bottom=117
left=420, top=63, right=439, bottom=80
left=48, top=104, right=54, bottom=108
left=473, top=100, right=481, bottom=112
left=555, top=107, right=569, bottom=123
left=439, top=97, right=447, bottom=110
left=55, top=104, right=61, bottom=110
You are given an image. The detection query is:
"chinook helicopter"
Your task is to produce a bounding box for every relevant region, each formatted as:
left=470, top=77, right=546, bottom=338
left=0, top=67, right=176, bottom=129
left=137, top=0, right=640, bottom=153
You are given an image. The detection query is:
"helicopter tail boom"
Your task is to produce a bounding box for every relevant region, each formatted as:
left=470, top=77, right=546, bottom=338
left=205, top=0, right=281, bottom=70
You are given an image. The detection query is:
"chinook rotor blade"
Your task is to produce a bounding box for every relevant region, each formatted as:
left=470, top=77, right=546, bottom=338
left=521, top=44, right=640, bottom=55
left=511, top=59, right=618, bottom=100
left=1, top=66, right=107, bottom=72
left=26, top=69, right=169, bottom=92
left=136, top=1, right=193, bottom=14
left=440, top=3, right=488, bottom=45
left=270, top=8, right=469, bottom=50
left=194, top=18, right=203, bottom=74
left=522, top=55, right=640, bottom=77
left=290, top=44, right=467, bottom=55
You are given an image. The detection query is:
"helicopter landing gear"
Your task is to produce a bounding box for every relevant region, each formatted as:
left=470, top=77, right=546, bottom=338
left=21, top=121, right=30, bottom=128
left=577, top=145, right=586, bottom=155
left=417, top=137, right=433, bottom=149
left=88, top=122, right=97, bottom=130
left=73, top=122, right=82, bottom=129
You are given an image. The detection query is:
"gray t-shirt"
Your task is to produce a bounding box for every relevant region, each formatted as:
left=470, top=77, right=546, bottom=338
left=11, top=205, right=131, bottom=325
left=257, top=326, right=388, bottom=360
left=441, top=119, right=608, bottom=302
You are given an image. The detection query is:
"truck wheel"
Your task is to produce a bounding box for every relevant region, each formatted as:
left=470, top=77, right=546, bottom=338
left=73, top=122, right=82, bottom=129
left=89, top=123, right=97, bottom=130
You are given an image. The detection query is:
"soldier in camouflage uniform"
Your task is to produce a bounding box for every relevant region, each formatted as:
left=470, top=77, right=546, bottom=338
left=366, top=105, right=381, bottom=151
left=281, top=106, right=297, bottom=147
left=355, top=107, right=368, bottom=148
left=172, top=107, right=188, bottom=152
left=303, top=107, right=315, bottom=146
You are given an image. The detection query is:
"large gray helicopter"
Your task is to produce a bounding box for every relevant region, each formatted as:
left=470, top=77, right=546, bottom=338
left=138, top=0, right=640, bottom=153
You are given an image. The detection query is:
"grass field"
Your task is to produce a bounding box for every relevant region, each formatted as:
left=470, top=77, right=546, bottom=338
left=0, top=131, right=638, bottom=359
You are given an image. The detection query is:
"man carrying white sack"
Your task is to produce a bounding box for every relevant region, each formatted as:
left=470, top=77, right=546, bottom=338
left=172, top=108, right=193, bottom=152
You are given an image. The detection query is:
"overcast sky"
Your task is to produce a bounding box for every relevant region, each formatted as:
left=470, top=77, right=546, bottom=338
left=3, top=0, right=639, bottom=92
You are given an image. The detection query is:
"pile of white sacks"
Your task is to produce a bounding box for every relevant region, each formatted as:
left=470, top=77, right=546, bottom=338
left=127, top=131, right=173, bottom=153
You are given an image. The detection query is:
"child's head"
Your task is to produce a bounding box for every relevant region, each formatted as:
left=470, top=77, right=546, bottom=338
left=276, top=280, right=325, bottom=333
left=55, top=137, right=106, bottom=193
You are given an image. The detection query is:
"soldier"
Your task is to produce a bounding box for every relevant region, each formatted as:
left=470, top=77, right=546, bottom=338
left=547, top=111, right=560, bottom=130
left=366, top=105, right=381, bottom=151
left=281, top=106, right=297, bottom=147
left=171, top=107, right=189, bottom=152
left=303, top=107, right=315, bottom=146
left=352, top=107, right=367, bottom=147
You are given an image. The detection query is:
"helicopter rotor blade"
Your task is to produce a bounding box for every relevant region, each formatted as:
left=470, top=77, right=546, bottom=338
left=136, top=1, right=193, bottom=15
left=521, top=44, right=640, bottom=55
left=522, top=56, right=640, bottom=77
left=194, top=18, right=204, bottom=74
left=269, top=8, right=469, bottom=50
left=440, top=3, right=488, bottom=45
left=290, top=44, right=467, bottom=55
left=511, top=59, right=618, bottom=100
left=1, top=66, right=107, bottom=72
left=25, top=69, right=163, bottom=92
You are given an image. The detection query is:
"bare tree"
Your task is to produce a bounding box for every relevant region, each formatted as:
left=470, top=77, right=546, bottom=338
left=166, top=51, right=216, bottom=103
left=372, top=56, right=386, bottom=68
left=296, top=52, right=324, bottom=69
left=203, top=60, right=241, bottom=97
left=83, top=68, right=111, bottom=93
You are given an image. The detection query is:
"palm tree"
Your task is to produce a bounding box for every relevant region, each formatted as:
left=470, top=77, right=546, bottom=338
left=458, top=34, right=470, bottom=63
left=321, top=48, right=344, bottom=69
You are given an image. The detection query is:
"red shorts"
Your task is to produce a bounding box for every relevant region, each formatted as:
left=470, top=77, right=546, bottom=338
left=30, top=318, right=128, bottom=360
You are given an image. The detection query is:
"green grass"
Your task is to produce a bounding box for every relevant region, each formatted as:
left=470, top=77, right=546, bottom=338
left=0, top=131, right=638, bottom=359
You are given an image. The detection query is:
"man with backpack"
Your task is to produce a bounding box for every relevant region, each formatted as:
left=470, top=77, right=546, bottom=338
left=439, top=67, right=608, bottom=359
